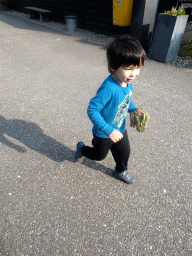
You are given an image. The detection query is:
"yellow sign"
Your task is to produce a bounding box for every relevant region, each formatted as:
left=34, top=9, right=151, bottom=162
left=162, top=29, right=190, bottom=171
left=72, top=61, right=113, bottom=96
left=113, top=0, right=134, bottom=26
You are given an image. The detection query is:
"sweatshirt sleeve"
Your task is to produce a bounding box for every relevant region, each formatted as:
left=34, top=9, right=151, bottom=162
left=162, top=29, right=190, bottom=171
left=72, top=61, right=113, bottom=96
left=128, top=83, right=137, bottom=113
left=87, top=86, right=114, bottom=137
left=128, top=99, right=137, bottom=113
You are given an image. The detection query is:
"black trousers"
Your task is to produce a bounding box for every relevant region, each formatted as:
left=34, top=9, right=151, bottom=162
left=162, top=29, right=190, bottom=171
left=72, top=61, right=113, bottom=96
left=81, top=130, right=130, bottom=173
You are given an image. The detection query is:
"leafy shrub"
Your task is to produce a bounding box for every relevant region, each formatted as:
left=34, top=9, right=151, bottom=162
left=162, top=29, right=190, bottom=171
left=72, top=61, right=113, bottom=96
left=164, top=6, right=186, bottom=16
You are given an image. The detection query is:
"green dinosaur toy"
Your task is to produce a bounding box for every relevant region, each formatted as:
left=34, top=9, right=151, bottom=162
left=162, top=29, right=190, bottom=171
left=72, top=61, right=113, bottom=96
left=130, top=108, right=150, bottom=132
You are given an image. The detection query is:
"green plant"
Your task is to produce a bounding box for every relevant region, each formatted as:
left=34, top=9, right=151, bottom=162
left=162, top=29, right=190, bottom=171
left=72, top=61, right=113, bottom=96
left=164, top=6, right=185, bottom=16
left=178, top=41, right=192, bottom=57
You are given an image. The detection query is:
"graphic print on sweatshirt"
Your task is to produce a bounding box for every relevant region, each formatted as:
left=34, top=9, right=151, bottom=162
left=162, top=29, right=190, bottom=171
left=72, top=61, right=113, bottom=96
left=113, top=92, right=132, bottom=128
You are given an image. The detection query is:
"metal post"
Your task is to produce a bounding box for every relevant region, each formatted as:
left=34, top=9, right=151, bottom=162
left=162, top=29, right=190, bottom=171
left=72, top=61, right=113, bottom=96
left=130, top=0, right=159, bottom=52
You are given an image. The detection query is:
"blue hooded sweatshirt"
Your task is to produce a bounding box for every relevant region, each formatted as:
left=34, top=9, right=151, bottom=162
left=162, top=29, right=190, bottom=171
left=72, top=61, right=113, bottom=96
left=87, top=75, right=137, bottom=138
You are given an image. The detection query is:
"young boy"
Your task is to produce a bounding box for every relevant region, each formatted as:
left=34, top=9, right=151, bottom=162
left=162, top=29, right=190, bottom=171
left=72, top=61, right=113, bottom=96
left=75, top=35, right=146, bottom=184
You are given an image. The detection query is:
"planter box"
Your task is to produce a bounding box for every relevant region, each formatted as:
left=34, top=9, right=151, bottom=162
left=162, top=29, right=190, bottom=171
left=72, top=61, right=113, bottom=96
left=149, top=13, right=189, bottom=62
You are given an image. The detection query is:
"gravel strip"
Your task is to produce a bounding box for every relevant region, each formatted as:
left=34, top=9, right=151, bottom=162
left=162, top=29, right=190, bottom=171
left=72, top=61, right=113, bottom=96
left=2, top=10, right=192, bottom=69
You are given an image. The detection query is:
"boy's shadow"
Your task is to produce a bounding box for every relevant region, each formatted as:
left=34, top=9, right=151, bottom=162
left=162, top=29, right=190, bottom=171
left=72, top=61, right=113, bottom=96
left=0, top=115, right=74, bottom=162
left=0, top=115, right=113, bottom=176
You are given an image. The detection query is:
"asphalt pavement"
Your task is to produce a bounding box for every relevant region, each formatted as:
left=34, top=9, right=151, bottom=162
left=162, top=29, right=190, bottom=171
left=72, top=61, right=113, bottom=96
left=1, top=12, right=192, bottom=256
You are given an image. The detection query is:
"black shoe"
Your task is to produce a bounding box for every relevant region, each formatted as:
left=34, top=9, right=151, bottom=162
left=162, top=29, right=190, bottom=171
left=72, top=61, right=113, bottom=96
left=113, top=170, right=135, bottom=184
left=75, top=141, right=85, bottom=161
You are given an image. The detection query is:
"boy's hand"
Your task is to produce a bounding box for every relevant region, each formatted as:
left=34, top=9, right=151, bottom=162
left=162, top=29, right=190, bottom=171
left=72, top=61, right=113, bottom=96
left=109, top=129, right=123, bottom=143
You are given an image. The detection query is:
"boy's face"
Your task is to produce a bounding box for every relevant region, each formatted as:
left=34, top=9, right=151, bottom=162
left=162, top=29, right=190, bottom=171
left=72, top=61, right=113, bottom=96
left=112, top=65, right=140, bottom=87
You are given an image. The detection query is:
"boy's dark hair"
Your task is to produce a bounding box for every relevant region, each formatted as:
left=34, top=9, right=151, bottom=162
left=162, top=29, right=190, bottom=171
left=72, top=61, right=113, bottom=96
left=106, top=35, right=146, bottom=74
